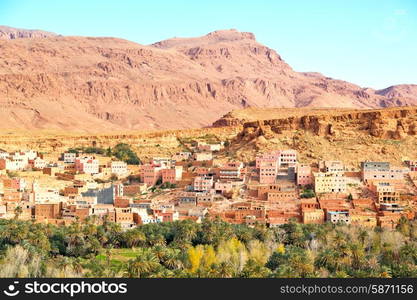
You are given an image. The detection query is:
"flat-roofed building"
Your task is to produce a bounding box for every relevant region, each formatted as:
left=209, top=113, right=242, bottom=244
left=314, top=172, right=347, bottom=194
left=35, top=202, right=62, bottom=221
left=193, top=176, right=214, bottom=192
left=327, top=211, right=350, bottom=224
left=320, top=160, right=344, bottom=173
left=297, top=164, right=312, bottom=186
left=369, top=182, right=400, bottom=203
left=193, top=152, right=213, bottom=162
left=362, top=161, right=406, bottom=183
left=110, top=161, right=129, bottom=177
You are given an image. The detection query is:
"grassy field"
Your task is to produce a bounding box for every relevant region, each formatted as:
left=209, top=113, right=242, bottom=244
left=96, top=248, right=140, bottom=262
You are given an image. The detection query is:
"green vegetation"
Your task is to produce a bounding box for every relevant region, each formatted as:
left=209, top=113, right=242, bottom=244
left=300, top=189, right=316, bottom=199
left=199, top=134, right=220, bottom=144
left=1, top=218, right=417, bottom=278
left=67, top=144, right=141, bottom=165
left=68, top=147, right=105, bottom=155
left=5, top=170, right=19, bottom=178
left=160, top=182, right=177, bottom=189
left=110, top=143, right=141, bottom=165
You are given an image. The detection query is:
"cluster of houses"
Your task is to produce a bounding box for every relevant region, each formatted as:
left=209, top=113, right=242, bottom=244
left=0, top=144, right=416, bottom=230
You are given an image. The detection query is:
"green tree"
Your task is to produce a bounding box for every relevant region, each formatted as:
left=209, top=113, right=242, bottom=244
left=125, top=248, right=160, bottom=278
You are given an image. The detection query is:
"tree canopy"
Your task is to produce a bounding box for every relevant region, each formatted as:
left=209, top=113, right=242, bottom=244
left=1, top=218, right=417, bottom=278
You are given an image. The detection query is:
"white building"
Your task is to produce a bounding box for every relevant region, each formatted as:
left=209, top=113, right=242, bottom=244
left=278, top=150, right=297, bottom=167
left=110, top=161, right=129, bottom=177
left=75, top=156, right=99, bottom=174
left=152, top=157, right=174, bottom=168
left=63, top=152, right=77, bottom=164
left=0, top=150, right=9, bottom=160
left=198, top=142, right=221, bottom=152
left=0, top=157, right=28, bottom=171
left=193, top=152, right=213, bottom=161
left=33, top=190, right=62, bottom=203
left=32, top=157, right=47, bottom=169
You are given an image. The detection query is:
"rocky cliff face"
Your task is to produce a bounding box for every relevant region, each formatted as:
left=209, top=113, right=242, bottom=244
left=233, top=106, right=417, bottom=142
left=0, top=27, right=416, bottom=132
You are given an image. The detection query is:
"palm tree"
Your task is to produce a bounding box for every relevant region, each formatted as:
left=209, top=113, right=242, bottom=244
left=14, top=206, right=23, bottom=220
left=349, top=243, right=365, bottom=270
left=174, top=221, right=198, bottom=244
left=241, top=258, right=271, bottom=278
left=163, top=252, right=183, bottom=270
left=152, top=245, right=168, bottom=262
left=213, top=261, right=234, bottom=278
left=72, top=257, right=84, bottom=275
left=315, top=249, right=339, bottom=273
left=55, top=256, right=72, bottom=278
left=124, top=230, right=146, bottom=248
left=399, top=243, right=417, bottom=264
left=125, top=248, right=160, bottom=278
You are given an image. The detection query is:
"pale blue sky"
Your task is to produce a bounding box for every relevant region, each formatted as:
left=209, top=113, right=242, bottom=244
left=1, top=0, right=416, bottom=89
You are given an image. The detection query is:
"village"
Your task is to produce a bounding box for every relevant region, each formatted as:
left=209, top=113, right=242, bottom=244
left=0, top=140, right=417, bottom=230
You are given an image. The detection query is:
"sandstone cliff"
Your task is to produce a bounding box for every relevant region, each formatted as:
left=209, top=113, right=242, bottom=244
left=232, top=106, right=417, bottom=142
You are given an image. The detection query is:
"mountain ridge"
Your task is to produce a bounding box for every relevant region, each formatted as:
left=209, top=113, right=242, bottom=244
left=0, top=25, right=57, bottom=40
left=0, top=27, right=416, bottom=132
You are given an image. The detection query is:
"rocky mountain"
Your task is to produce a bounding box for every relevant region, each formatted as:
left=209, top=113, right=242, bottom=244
left=0, top=25, right=56, bottom=40
left=0, top=27, right=416, bottom=132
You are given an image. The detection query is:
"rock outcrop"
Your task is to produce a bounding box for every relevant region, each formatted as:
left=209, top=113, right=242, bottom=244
left=232, top=106, right=417, bottom=142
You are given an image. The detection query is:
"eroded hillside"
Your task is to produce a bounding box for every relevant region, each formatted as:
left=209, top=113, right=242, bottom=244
left=224, top=106, right=417, bottom=167
left=0, top=107, right=415, bottom=167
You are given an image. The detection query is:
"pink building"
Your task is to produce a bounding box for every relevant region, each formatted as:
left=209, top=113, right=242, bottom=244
left=141, top=164, right=163, bottom=187
left=256, top=151, right=280, bottom=168
left=297, top=164, right=313, bottom=186
left=219, top=162, right=243, bottom=180
left=161, top=166, right=183, bottom=184
left=161, top=168, right=176, bottom=184
left=193, top=176, right=214, bottom=192
left=214, top=181, right=233, bottom=194
left=256, top=150, right=297, bottom=168
left=361, top=162, right=407, bottom=183
left=2, top=177, right=26, bottom=191
left=256, top=150, right=298, bottom=184
left=75, top=156, right=99, bottom=174
left=407, top=160, right=417, bottom=172
left=279, top=150, right=297, bottom=167
left=259, top=160, right=278, bottom=184
left=195, top=167, right=210, bottom=176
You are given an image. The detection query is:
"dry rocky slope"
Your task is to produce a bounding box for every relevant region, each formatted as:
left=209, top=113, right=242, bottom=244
left=222, top=106, right=417, bottom=166
left=0, top=27, right=416, bottom=132
left=229, top=106, right=417, bottom=141
left=0, top=106, right=415, bottom=167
